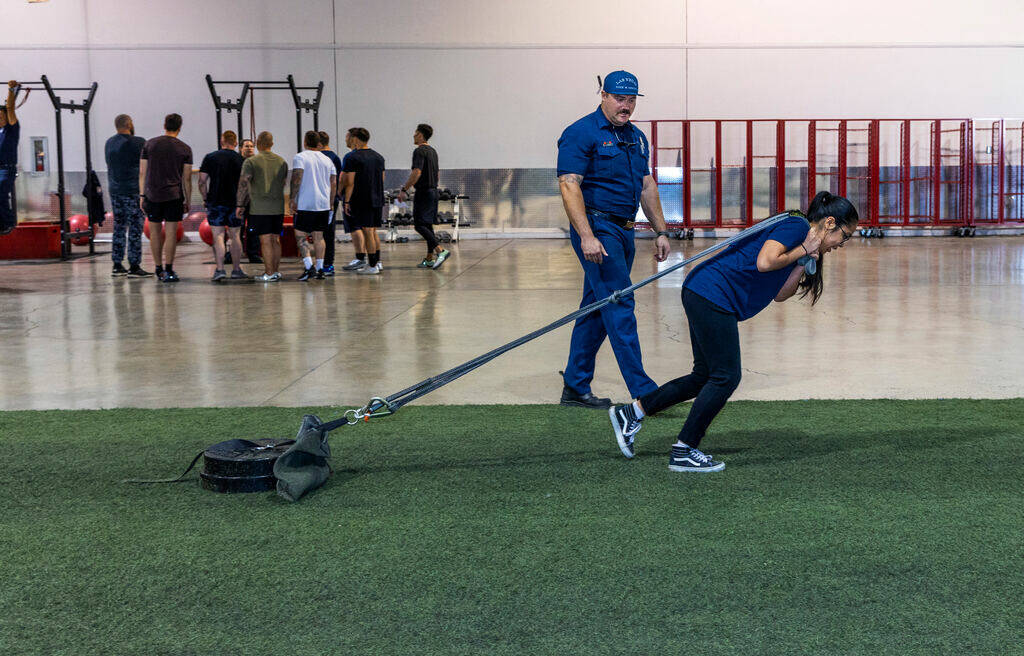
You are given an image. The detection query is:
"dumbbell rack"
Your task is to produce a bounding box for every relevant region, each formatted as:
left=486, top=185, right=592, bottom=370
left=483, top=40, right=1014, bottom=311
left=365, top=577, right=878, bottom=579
left=383, top=189, right=470, bottom=244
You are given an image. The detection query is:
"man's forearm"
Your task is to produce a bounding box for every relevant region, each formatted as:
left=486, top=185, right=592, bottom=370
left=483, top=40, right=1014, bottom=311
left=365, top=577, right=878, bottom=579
left=182, top=182, right=192, bottom=207
left=236, top=176, right=250, bottom=207
left=402, top=169, right=421, bottom=191
left=289, top=173, right=302, bottom=202
left=559, top=175, right=592, bottom=239
left=640, top=181, right=668, bottom=232
left=138, top=161, right=147, bottom=197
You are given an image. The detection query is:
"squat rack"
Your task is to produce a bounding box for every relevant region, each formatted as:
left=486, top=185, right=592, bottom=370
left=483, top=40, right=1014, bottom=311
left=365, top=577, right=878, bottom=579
left=13, top=75, right=98, bottom=258
left=204, top=75, right=324, bottom=152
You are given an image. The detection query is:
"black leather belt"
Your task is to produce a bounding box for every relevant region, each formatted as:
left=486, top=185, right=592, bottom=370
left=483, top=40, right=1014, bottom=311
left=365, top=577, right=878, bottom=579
left=586, top=208, right=635, bottom=230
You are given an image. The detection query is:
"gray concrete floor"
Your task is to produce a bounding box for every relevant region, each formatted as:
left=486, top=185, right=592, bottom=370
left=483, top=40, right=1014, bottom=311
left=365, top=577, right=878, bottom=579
left=0, top=235, right=1022, bottom=410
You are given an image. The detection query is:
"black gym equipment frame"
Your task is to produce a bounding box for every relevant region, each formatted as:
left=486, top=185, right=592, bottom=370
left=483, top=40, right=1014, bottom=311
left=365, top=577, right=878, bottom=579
left=205, top=75, right=324, bottom=152
left=13, top=75, right=99, bottom=259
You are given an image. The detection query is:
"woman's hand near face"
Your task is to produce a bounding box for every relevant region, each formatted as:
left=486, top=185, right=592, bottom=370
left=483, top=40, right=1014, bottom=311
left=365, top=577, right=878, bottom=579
left=801, top=228, right=823, bottom=256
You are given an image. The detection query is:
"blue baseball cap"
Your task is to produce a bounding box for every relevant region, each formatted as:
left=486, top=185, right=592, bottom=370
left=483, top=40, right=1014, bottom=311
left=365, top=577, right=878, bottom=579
left=602, top=70, right=643, bottom=97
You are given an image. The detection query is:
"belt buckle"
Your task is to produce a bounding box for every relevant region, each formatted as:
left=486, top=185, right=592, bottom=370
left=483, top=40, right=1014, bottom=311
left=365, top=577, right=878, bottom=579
left=624, top=220, right=635, bottom=229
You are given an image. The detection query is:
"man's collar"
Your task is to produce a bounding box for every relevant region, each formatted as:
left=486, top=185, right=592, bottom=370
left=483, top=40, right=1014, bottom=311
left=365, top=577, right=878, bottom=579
left=592, top=106, right=629, bottom=131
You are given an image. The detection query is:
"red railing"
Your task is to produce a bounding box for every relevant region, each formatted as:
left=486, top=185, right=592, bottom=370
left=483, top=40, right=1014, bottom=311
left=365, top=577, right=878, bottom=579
left=634, top=118, right=1024, bottom=231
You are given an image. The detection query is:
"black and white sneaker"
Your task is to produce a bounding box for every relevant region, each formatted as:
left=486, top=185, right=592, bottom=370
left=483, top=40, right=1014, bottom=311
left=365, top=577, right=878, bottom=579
left=111, top=262, right=128, bottom=277
left=298, top=267, right=314, bottom=281
left=609, top=404, right=643, bottom=458
left=668, top=444, right=725, bottom=473
left=162, top=268, right=180, bottom=283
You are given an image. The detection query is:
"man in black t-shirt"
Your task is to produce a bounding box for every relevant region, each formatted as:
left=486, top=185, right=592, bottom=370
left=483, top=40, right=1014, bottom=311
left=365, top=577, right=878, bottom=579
left=398, top=123, right=449, bottom=269
left=104, top=114, right=150, bottom=277
left=199, top=130, right=246, bottom=281
left=140, top=113, right=192, bottom=282
left=342, top=127, right=386, bottom=275
left=317, top=131, right=343, bottom=275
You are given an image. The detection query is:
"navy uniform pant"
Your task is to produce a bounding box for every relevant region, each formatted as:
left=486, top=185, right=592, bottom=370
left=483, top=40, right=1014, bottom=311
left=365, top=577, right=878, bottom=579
left=0, top=168, right=16, bottom=230
left=563, top=215, right=657, bottom=399
left=110, top=193, right=144, bottom=265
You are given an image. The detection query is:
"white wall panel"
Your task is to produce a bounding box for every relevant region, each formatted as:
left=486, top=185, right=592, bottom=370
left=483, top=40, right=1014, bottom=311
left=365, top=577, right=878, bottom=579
left=688, top=48, right=1024, bottom=119
left=334, top=0, right=685, bottom=45
left=336, top=48, right=684, bottom=169
left=688, top=0, right=1024, bottom=45
left=85, top=0, right=336, bottom=45
left=3, top=0, right=88, bottom=45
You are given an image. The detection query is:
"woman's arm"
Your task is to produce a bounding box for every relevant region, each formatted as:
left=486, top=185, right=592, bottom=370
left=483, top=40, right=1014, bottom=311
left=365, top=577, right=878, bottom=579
left=774, top=264, right=807, bottom=302
left=756, top=239, right=806, bottom=272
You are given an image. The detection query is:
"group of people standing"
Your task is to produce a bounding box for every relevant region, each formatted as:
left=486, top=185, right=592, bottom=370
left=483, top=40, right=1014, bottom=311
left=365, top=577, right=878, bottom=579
left=102, top=113, right=450, bottom=282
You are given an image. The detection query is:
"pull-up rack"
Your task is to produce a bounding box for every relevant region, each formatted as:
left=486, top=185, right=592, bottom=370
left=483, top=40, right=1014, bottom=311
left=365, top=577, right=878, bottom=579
left=13, top=75, right=98, bottom=258
left=205, top=75, right=324, bottom=152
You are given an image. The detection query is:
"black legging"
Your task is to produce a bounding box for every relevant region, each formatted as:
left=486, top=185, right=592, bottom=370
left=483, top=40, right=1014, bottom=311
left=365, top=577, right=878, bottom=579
left=323, top=199, right=338, bottom=267
left=413, top=188, right=440, bottom=254
left=639, top=288, right=742, bottom=448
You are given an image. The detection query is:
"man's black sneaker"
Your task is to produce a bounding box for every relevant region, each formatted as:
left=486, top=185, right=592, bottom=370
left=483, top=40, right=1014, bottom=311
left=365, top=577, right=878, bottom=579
left=315, top=269, right=326, bottom=280
left=155, top=266, right=165, bottom=281
left=211, top=269, right=227, bottom=282
left=668, top=444, right=725, bottom=473
left=298, top=267, right=314, bottom=281
left=560, top=386, right=611, bottom=410
left=162, top=268, right=180, bottom=283
left=127, top=265, right=152, bottom=278
left=609, top=404, right=643, bottom=458
left=111, top=262, right=129, bottom=277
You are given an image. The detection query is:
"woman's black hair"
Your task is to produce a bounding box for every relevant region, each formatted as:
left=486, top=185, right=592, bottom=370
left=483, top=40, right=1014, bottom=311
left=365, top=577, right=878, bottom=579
left=795, top=191, right=859, bottom=305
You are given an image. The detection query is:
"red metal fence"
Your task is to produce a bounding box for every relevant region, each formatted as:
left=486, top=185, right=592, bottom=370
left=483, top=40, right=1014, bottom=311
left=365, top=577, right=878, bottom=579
left=633, top=118, right=1024, bottom=231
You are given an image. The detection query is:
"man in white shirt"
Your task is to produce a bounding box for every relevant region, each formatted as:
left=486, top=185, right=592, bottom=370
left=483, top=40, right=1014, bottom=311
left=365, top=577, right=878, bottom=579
left=289, top=130, right=337, bottom=280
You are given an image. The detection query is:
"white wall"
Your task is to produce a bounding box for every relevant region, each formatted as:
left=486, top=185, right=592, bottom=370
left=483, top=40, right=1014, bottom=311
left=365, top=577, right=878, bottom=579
left=3, top=0, right=1024, bottom=171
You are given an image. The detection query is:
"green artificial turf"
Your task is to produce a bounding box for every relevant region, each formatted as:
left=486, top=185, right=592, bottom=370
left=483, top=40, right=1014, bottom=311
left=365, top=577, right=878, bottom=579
left=1, top=400, right=1022, bottom=655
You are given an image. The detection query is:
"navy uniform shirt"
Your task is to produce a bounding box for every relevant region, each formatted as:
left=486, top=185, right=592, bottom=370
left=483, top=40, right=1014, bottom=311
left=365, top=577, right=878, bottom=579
left=556, top=107, right=651, bottom=218
left=684, top=214, right=810, bottom=321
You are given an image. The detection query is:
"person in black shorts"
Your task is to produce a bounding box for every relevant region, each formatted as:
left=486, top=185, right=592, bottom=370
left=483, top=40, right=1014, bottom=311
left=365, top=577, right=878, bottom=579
left=140, top=113, right=192, bottom=282
left=199, top=130, right=247, bottom=281
left=289, top=130, right=337, bottom=281
left=237, top=131, right=288, bottom=282
left=238, top=138, right=262, bottom=264
left=317, top=131, right=343, bottom=276
left=341, top=127, right=386, bottom=275
left=398, top=123, right=449, bottom=269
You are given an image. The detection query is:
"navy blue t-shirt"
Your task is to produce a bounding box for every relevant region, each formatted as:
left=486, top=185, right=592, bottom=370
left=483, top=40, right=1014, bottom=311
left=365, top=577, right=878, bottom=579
left=0, top=121, right=20, bottom=166
left=684, top=214, right=810, bottom=321
left=321, top=149, right=343, bottom=200
left=104, top=133, right=146, bottom=196
left=556, top=107, right=651, bottom=218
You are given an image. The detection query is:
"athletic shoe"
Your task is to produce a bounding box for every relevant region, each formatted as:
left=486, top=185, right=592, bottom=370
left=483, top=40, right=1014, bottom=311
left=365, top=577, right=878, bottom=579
left=230, top=269, right=251, bottom=280
left=609, top=404, right=643, bottom=458
left=111, top=262, right=129, bottom=277
left=559, top=386, right=611, bottom=410
left=298, top=267, right=314, bottom=281
left=126, top=265, right=152, bottom=278
left=211, top=269, right=227, bottom=282
left=417, top=258, right=433, bottom=268
left=163, top=269, right=180, bottom=283
left=270, top=272, right=282, bottom=281
left=357, top=263, right=380, bottom=275
left=342, top=259, right=365, bottom=271
left=315, top=269, right=326, bottom=280
left=431, top=249, right=450, bottom=269
left=256, top=273, right=275, bottom=282
left=323, top=265, right=335, bottom=277
left=155, top=266, right=165, bottom=281
left=668, top=445, right=725, bottom=473
left=377, top=261, right=383, bottom=271
left=0, top=224, right=15, bottom=236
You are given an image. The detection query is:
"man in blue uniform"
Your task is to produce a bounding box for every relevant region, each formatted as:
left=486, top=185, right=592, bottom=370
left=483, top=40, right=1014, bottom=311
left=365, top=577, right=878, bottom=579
left=0, top=80, right=20, bottom=235
left=557, top=70, right=672, bottom=409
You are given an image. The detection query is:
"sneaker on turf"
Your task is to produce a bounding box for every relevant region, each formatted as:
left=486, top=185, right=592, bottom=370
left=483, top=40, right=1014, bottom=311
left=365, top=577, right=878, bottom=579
left=212, top=269, right=227, bottom=282
left=127, top=264, right=152, bottom=278
left=323, top=265, right=335, bottom=277
left=298, top=267, right=314, bottom=281
left=668, top=444, right=724, bottom=473
left=342, top=258, right=365, bottom=271
left=431, top=249, right=450, bottom=269
left=356, top=263, right=380, bottom=275
left=111, top=262, right=129, bottom=277
left=230, top=269, right=250, bottom=280
left=609, top=404, right=643, bottom=459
